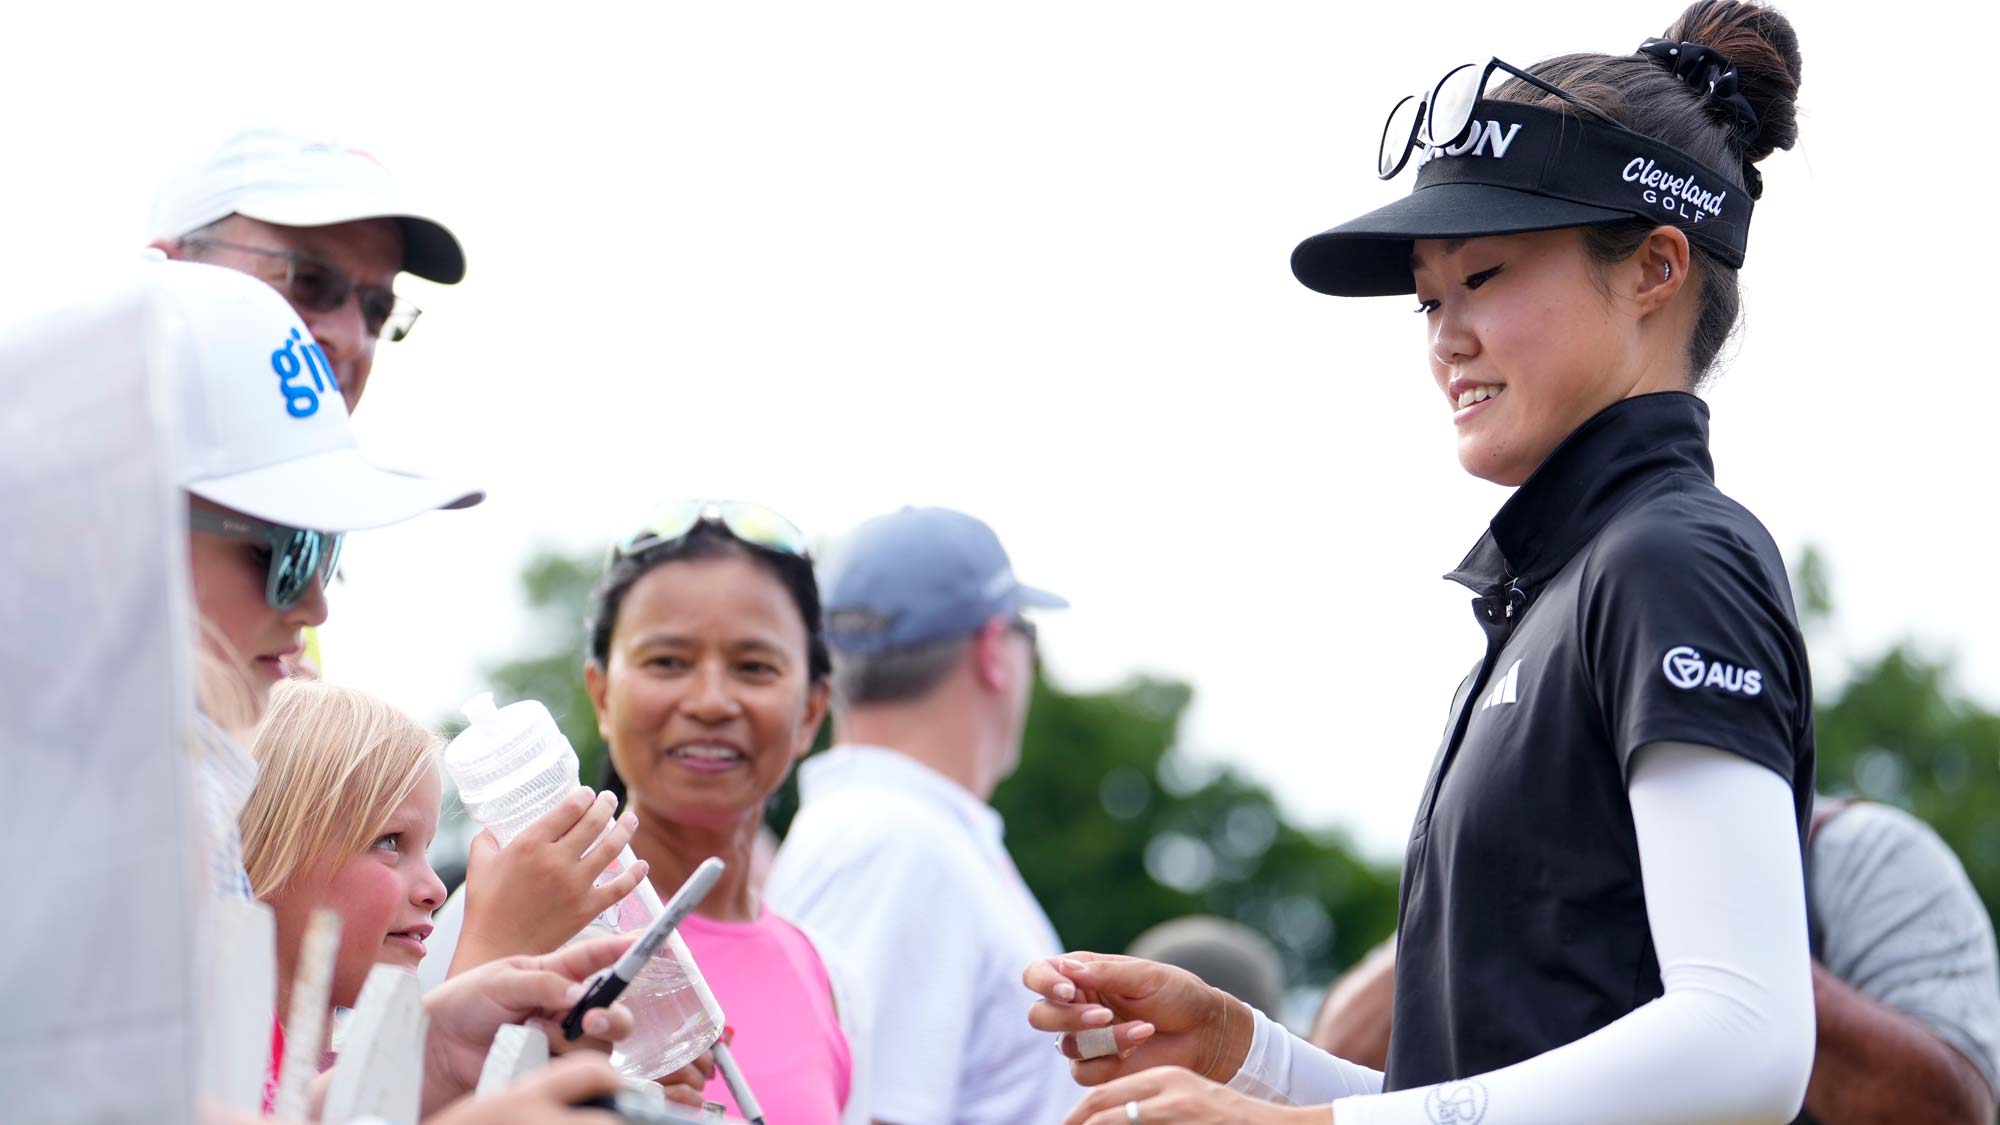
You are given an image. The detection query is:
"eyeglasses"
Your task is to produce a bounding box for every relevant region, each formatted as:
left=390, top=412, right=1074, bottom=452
left=188, top=507, right=344, bottom=612
left=612, top=500, right=811, bottom=562
left=1377, top=57, right=1626, bottom=180
left=177, top=237, right=422, bottom=342
left=1008, top=616, right=1039, bottom=645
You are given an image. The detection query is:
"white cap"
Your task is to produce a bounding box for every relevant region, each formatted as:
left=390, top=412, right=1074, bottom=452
left=152, top=260, right=482, bottom=530
left=150, top=127, right=466, bottom=284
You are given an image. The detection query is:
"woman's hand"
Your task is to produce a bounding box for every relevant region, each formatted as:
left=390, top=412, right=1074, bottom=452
left=1024, top=953, right=1251, bottom=1087
left=656, top=1049, right=717, bottom=1110
left=420, top=934, right=639, bottom=1115
left=1065, top=1067, right=1329, bottom=1125
left=426, top=1054, right=625, bottom=1124
left=452, top=788, right=648, bottom=974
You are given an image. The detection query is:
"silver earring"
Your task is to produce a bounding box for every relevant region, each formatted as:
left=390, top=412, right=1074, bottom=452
left=1664, top=262, right=1673, bottom=281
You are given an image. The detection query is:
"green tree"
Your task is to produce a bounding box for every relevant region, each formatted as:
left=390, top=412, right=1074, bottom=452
left=1796, top=545, right=2000, bottom=924
left=479, top=547, right=1401, bottom=988
left=481, top=547, right=612, bottom=785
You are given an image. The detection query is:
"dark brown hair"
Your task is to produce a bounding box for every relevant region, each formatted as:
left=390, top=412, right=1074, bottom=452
left=1494, top=1, right=1802, bottom=387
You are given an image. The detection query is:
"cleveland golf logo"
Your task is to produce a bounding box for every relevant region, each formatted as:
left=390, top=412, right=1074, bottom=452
left=1662, top=645, right=1763, bottom=696
left=1623, top=156, right=1729, bottom=223
left=271, top=326, right=332, bottom=418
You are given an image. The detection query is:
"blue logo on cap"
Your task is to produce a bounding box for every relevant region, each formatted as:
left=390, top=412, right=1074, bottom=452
left=271, top=327, right=331, bottom=418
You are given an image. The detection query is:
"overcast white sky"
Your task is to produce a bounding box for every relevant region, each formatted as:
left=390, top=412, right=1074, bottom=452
left=7, top=1, right=1991, bottom=858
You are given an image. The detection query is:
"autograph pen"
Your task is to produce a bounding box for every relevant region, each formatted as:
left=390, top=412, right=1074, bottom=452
left=561, top=855, right=726, bottom=1041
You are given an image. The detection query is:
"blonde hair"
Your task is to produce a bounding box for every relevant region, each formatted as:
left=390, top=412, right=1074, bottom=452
left=240, top=679, right=442, bottom=899
left=193, top=615, right=263, bottom=743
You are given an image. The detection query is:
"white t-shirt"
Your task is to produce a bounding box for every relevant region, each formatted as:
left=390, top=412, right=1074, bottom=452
left=766, top=745, right=1076, bottom=1125
left=1810, top=800, right=2000, bottom=1099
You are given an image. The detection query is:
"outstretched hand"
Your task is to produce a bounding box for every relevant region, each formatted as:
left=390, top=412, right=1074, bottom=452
left=427, top=1054, right=626, bottom=1125
left=453, top=787, right=648, bottom=974
left=1064, top=1066, right=1326, bottom=1125
left=1023, top=952, right=1251, bottom=1088
left=421, top=934, right=639, bottom=1115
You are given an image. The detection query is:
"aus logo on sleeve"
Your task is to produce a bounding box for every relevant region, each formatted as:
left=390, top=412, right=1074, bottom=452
left=1662, top=645, right=1763, bottom=696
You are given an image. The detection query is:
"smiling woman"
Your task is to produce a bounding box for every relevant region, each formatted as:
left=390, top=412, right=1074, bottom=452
left=1024, top=3, right=1821, bottom=1124
left=581, top=502, right=862, bottom=1125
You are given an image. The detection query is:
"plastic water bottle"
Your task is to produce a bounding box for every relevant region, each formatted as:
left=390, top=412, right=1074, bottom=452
left=445, top=693, right=726, bottom=1080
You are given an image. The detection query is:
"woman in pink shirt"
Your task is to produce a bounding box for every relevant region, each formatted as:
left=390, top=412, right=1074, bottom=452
left=584, top=501, right=860, bottom=1124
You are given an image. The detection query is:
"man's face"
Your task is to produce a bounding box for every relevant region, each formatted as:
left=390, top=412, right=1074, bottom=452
left=173, top=215, right=404, bottom=411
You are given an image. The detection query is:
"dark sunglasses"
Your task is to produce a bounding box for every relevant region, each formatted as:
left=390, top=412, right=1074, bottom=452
left=1377, top=56, right=1626, bottom=180
left=188, top=507, right=343, bottom=611
left=178, top=237, right=422, bottom=342
left=612, top=500, right=811, bottom=563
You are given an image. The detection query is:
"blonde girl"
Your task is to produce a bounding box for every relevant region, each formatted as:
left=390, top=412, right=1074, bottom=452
left=241, top=679, right=448, bottom=1061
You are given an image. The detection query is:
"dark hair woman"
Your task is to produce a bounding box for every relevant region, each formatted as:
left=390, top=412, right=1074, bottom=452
left=582, top=501, right=860, bottom=1125
left=1025, top=4, right=1820, bottom=1124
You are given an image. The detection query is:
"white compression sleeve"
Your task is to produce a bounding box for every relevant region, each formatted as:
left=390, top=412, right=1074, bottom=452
left=1248, top=742, right=1815, bottom=1124
left=1228, top=1004, right=1384, bottom=1104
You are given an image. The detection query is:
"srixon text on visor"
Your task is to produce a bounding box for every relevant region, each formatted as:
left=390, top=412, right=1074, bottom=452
left=1623, top=157, right=1727, bottom=222
left=1414, top=120, right=1522, bottom=169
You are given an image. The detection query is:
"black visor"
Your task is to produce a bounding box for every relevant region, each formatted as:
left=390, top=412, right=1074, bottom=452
left=1293, top=101, right=1753, bottom=297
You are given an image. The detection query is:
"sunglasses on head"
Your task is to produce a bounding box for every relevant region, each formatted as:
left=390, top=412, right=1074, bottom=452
left=1377, top=56, right=1626, bottom=179
left=188, top=507, right=343, bottom=611
left=177, top=237, right=422, bottom=342
left=611, top=500, right=811, bottom=563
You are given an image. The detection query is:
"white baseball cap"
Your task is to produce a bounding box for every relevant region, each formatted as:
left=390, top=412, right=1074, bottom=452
left=150, top=127, right=466, bottom=284
left=152, top=260, right=483, bottom=530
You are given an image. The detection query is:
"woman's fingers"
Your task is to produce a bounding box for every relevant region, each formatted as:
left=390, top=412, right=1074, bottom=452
left=1063, top=1068, right=1182, bottom=1125
left=1028, top=997, right=1122, bottom=1033
left=655, top=1056, right=711, bottom=1108
left=661, top=1083, right=706, bottom=1109
left=536, top=934, right=636, bottom=983
left=1025, top=953, right=1100, bottom=1002
left=1026, top=952, right=1164, bottom=1006
left=514, top=1051, right=624, bottom=1110
left=1053, top=1020, right=1157, bottom=1059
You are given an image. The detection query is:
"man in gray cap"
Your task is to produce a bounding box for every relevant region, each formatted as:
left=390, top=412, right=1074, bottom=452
left=150, top=127, right=466, bottom=412
left=766, top=506, right=1074, bottom=1125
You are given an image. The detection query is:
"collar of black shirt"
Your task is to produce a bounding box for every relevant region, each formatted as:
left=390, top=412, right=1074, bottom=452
left=1446, top=390, right=1714, bottom=595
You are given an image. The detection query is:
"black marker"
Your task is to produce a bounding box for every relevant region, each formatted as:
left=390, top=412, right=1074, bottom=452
left=562, top=856, right=726, bottom=1041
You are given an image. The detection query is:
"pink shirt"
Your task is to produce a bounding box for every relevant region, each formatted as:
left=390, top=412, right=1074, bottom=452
left=679, top=908, right=852, bottom=1123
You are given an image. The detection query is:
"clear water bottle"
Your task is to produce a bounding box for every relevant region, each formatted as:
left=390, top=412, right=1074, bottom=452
left=445, top=693, right=726, bottom=1080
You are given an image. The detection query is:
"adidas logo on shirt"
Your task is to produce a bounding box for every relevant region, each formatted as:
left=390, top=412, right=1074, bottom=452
left=1480, top=660, right=1522, bottom=711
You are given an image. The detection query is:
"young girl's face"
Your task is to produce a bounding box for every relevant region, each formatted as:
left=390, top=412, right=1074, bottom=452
left=273, top=764, right=447, bottom=1009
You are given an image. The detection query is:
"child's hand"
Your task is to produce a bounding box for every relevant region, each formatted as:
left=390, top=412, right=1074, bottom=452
left=452, top=788, right=649, bottom=974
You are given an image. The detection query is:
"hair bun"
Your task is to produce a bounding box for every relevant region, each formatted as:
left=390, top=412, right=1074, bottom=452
left=1665, top=0, right=1803, bottom=163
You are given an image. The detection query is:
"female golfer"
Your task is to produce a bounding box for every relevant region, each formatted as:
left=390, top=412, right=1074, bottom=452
left=1026, top=3, right=1816, bottom=1122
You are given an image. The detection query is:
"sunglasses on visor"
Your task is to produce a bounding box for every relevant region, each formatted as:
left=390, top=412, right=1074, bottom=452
left=188, top=507, right=344, bottom=612
left=611, top=500, right=811, bottom=563
left=1376, top=57, right=1626, bottom=179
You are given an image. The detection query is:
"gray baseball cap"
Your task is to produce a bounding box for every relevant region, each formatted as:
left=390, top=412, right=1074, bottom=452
left=821, top=507, right=1067, bottom=653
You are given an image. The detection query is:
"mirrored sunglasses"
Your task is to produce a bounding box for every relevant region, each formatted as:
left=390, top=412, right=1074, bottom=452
left=188, top=507, right=343, bottom=611
left=612, top=500, right=811, bottom=563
